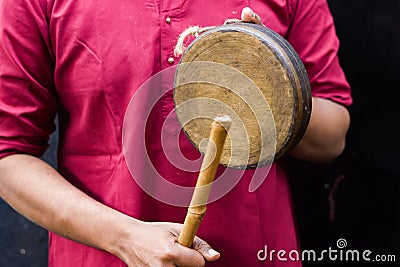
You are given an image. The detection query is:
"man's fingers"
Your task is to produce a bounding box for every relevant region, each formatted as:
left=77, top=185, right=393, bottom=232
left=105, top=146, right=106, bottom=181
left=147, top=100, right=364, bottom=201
left=192, top=236, right=220, bottom=262
left=172, top=241, right=205, bottom=267
left=241, top=6, right=264, bottom=25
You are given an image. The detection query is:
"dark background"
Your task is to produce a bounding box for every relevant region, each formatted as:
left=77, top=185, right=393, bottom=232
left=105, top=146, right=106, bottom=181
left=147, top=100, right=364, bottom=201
left=287, top=0, right=400, bottom=266
left=1, top=0, right=399, bottom=266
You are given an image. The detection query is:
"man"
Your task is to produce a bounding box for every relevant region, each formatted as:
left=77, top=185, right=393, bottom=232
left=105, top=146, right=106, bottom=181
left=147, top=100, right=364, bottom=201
left=0, top=1, right=351, bottom=266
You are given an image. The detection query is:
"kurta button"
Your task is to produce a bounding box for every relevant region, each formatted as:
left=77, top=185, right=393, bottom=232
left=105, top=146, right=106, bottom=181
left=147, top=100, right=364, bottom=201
left=167, top=57, right=175, bottom=64
left=166, top=16, right=171, bottom=24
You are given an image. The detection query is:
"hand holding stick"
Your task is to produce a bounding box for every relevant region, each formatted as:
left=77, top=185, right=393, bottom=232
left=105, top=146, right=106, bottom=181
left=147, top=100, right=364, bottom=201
left=178, top=115, right=232, bottom=247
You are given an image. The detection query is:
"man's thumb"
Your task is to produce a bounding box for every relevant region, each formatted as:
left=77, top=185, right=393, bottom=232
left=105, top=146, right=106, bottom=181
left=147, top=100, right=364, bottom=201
left=192, top=237, right=221, bottom=262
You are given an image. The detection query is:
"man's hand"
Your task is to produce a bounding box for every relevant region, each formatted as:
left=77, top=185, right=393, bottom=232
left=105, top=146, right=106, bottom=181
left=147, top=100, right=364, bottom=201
left=241, top=7, right=264, bottom=25
left=117, top=221, right=220, bottom=267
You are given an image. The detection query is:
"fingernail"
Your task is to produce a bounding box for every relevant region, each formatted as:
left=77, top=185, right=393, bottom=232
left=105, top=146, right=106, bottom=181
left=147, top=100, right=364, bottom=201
left=208, top=248, right=220, bottom=257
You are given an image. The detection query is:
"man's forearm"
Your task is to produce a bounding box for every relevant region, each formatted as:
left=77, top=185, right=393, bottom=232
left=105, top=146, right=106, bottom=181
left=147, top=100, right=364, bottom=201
left=0, top=154, right=136, bottom=259
left=290, top=97, right=350, bottom=163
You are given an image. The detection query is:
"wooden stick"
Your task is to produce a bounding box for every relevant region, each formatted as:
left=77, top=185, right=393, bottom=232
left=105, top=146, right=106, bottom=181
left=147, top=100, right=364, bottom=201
left=178, top=115, right=232, bottom=247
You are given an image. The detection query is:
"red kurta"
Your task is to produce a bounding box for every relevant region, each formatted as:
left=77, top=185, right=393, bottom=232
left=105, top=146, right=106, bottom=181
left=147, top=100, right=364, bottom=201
left=0, top=0, right=351, bottom=266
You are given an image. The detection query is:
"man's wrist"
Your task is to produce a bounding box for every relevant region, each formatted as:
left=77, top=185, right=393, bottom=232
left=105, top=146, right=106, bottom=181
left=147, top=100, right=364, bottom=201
left=105, top=214, right=143, bottom=264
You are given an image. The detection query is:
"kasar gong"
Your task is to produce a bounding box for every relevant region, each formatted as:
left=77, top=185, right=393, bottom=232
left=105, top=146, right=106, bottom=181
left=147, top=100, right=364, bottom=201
left=174, top=22, right=312, bottom=169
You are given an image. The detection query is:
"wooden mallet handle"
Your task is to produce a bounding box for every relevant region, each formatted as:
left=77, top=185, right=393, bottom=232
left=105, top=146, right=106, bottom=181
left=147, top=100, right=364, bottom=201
left=178, top=115, right=232, bottom=247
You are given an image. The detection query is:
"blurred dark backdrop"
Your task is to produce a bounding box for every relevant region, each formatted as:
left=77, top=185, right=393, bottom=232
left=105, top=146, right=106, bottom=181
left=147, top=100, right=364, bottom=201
left=1, top=0, right=399, bottom=266
left=287, top=0, right=400, bottom=266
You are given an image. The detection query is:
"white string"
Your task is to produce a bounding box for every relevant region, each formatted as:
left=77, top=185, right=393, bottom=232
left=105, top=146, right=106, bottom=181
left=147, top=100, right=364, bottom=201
left=173, top=19, right=243, bottom=57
